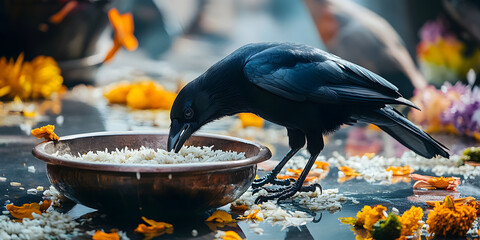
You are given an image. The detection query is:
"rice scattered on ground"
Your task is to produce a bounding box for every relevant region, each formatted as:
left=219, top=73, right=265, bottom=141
left=0, top=211, right=80, bottom=240
left=326, top=151, right=480, bottom=181
left=233, top=187, right=350, bottom=231
left=56, top=146, right=245, bottom=165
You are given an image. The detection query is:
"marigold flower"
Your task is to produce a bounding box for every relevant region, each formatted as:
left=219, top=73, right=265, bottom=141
left=398, top=206, right=423, bottom=239
left=0, top=53, right=63, bottom=100
left=103, top=80, right=177, bottom=110
left=411, top=173, right=460, bottom=190
left=6, top=200, right=50, bottom=219
left=206, top=210, right=236, bottom=223
left=104, top=8, right=138, bottom=62
left=92, top=230, right=120, bottom=240
left=134, top=217, right=173, bottom=240
left=31, top=125, right=59, bottom=141
left=238, top=113, right=264, bottom=128
left=426, top=195, right=477, bottom=237
left=356, top=205, right=387, bottom=231
left=385, top=166, right=414, bottom=176
left=238, top=209, right=262, bottom=222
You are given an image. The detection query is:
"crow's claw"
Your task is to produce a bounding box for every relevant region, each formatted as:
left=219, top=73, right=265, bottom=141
left=253, top=183, right=322, bottom=204
left=252, top=173, right=294, bottom=188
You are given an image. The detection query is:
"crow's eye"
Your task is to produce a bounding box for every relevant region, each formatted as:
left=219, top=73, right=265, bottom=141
left=184, top=107, right=194, bottom=119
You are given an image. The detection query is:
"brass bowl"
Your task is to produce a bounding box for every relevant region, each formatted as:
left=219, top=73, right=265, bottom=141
left=32, top=131, right=271, bottom=217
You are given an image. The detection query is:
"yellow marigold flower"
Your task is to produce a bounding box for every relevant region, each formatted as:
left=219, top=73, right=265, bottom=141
left=134, top=217, right=173, bottom=240
left=92, top=230, right=120, bottom=240
left=426, top=195, right=477, bottom=237
left=398, top=206, right=423, bottom=239
left=238, top=209, right=263, bottom=222
left=0, top=53, right=63, bottom=100
left=238, top=113, right=264, bottom=128
left=355, top=205, right=387, bottom=231
left=385, top=166, right=414, bottom=176
left=206, top=210, right=236, bottom=223
left=31, top=125, right=59, bottom=141
left=104, top=8, right=138, bottom=62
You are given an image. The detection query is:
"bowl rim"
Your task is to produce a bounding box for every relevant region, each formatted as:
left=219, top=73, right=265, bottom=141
left=32, top=131, right=272, bottom=173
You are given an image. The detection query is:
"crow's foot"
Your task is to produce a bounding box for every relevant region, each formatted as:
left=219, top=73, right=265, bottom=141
left=252, top=173, right=294, bottom=188
left=254, top=183, right=322, bottom=204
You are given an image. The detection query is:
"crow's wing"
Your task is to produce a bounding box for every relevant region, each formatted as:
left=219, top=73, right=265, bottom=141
left=243, top=44, right=417, bottom=108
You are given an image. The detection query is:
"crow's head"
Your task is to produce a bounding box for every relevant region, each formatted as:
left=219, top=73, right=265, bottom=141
left=167, top=78, right=209, bottom=152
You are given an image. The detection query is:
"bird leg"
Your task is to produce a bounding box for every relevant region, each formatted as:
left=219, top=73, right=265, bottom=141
left=253, top=128, right=305, bottom=189
left=255, top=152, right=320, bottom=204
left=252, top=148, right=300, bottom=188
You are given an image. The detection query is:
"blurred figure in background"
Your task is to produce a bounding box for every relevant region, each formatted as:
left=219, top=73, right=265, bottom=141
left=305, top=0, right=427, bottom=98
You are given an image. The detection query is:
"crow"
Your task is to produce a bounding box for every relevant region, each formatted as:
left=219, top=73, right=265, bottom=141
left=167, top=42, right=449, bottom=203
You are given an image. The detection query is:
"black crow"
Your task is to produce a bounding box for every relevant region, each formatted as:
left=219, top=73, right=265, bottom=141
left=167, top=42, right=449, bottom=203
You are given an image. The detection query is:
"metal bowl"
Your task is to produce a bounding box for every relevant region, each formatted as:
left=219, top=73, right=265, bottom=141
left=32, top=131, right=271, bottom=217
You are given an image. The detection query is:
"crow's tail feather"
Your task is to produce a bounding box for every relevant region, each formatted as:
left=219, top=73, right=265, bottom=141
left=352, top=105, right=449, bottom=158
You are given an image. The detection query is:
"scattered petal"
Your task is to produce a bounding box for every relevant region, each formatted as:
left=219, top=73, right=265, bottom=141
left=206, top=210, right=236, bottom=223
left=31, top=125, right=59, bottom=141
left=92, top=230, right=120, bottom=240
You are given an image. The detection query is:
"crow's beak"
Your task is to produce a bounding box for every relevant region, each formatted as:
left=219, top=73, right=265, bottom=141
left=167, top=119, right=194, bottom=153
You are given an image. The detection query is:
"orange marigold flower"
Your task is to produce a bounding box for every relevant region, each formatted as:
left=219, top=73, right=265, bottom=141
left=31, top=125, right=59, bottom=141
left=206, top=210, right=236, bottom=223
left=134, top=217, right=173, bottom=240
left=411, top=174, right=460, bottom=190
left=385, top=165, right=414, bottom=176
left=238, top=209, right=262, bottom=222
left=238, top=113, right=264, bottom=128
left=104, top=8, right=138, bottom=62
left=104, top=80, right=177, bottom=110
left=398, top=206, right=423, bottom=239
left=426, top=195, right=476, bottom=237
left=355, top=205, right=387, bottom=231
left=92, top=230, right=120, bottom=240
left=338, top=166, right=361, bottom=177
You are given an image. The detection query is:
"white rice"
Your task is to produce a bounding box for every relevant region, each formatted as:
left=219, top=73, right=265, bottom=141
left=0, top=211, right=80, bottom=240
left=233, top=187, right=350, bottom=231
left=325, top=151, right=480, bottom=182
left=55, top=146, right=245, bottom=165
